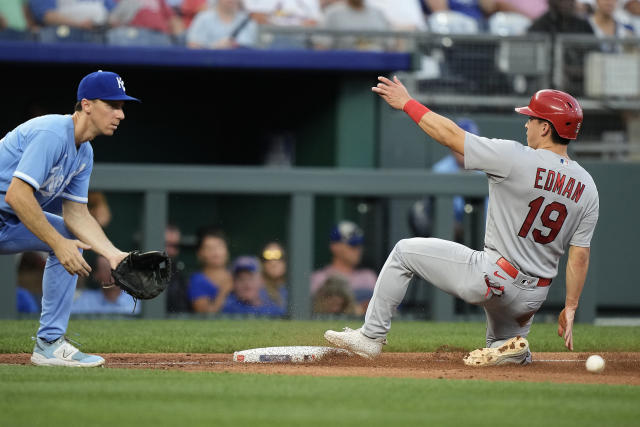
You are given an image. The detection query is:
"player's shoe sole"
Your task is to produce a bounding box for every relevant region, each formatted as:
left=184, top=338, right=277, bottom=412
left=31, top=352, right=105, bottom=367
left=31, top=336, right=105, bottom=368
left=463, top=336, right=529, bottom=367
left=324, top=327, right=386, bottom=359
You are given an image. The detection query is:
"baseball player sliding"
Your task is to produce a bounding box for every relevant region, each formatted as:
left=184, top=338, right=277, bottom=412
left=325, top=76, right=599, bottom=366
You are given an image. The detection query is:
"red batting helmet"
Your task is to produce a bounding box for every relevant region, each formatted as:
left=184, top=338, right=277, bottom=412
left=515, top=89, right=583, bottom=140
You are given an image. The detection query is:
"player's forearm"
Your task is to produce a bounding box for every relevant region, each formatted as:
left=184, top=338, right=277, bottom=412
left=5, top=183, right=65, bottom=249
left=415, top=110, right=466, bottom=154
left=63, top=204, right=124, bottom=263
left=565, top=246, right=590, bottom=309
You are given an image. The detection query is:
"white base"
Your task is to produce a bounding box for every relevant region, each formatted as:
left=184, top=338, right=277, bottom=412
left=233, top=346, right=351, bottom=363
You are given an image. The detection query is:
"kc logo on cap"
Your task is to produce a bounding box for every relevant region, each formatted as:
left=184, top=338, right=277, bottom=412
left=77, top=70, right=141, bottom=103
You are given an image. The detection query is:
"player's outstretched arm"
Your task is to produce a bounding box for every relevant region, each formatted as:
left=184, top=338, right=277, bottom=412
left=372, top=76, right=466, bottom=155
left=5, top=178, right=92, bottom=277
left=62, top=200, right=128, bottom=269
left=559, top=245, right=591, bottom=351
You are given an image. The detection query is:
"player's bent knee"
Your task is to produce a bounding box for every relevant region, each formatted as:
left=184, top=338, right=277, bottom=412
left=394, top=237, right=434, bottom=254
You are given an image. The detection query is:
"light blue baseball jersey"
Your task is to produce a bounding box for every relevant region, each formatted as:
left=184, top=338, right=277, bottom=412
left=0, top=114, right=93, bottom=213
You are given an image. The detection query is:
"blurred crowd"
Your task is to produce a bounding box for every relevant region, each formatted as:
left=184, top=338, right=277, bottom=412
left=16, top=190, right=378, bottom=318
left=168, top=219, right=377, bottom=317
left=0, top=1, right=639, bottom=51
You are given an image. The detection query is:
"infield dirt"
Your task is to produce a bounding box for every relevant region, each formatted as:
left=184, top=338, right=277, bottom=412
left=2, top=351, right=639, bottom=385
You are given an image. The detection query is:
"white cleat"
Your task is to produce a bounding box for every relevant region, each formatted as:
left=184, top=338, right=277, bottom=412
left=31, top=336, right=105, bottom=368
left=463, top=336, right=529, bottom=367
left=324, top=327, right=386, bottom=359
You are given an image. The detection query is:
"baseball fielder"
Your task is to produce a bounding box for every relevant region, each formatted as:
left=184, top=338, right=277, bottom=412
left=0, top=71, right=139, bottom=367
left=325, top=76, right=599, bottom=366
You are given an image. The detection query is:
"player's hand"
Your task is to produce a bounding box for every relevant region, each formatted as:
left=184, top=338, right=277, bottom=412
left=372, top=76, right=412, bottom=110
left=558, top=307, right=576, bottom=351
left=53, top=238, right=92, bottom=277
left=107, top=251, right=130, bottom=270
left=93, top=256, right=115, bottom=285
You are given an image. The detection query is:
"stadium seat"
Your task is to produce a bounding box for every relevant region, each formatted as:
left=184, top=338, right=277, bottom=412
left=488, top=12, right=532, bottom=36
left=427, top=11, right=479, bottom=35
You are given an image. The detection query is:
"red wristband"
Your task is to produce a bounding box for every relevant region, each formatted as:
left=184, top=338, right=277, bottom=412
left=403, top=99, right=430, bottom=124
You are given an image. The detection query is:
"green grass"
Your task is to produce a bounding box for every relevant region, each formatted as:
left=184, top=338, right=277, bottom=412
left=2, top=319, right=639, bottom=427
left=0, top=365, right=638, bottom=427
left=2, top=319, right=640, bottom=353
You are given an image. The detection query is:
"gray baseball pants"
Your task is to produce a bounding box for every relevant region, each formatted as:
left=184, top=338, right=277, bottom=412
left=362, top=238, right=550, bottom=358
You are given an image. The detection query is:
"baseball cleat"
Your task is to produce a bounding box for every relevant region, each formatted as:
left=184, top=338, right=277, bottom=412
left=463, top=336, right=529, bottom=367
left=324, top=327, right=386, bottom=359
left=31, top=336, right=105, bottom=368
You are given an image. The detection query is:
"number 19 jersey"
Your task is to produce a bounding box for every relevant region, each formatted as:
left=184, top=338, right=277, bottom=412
left=463, top=133, right=599, bottom=279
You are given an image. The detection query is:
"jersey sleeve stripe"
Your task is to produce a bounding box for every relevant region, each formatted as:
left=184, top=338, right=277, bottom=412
left=13, top=171, right=40, bottom=189
left=61, top=192, right=88, bottom=203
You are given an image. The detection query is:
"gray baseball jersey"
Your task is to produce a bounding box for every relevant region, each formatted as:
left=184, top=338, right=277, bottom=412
left=464, top=133, right=599, bottom=278
left=362, top=132, right=599, bottom=355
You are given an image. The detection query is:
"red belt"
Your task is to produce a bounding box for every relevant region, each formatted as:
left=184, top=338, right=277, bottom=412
left=496, top=257, right=552, bottom=287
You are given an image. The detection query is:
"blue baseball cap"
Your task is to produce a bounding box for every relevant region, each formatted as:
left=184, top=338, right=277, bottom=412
left=330, top=221, right=364, bottom=246
left=456, top=118, right=479, bottom=135
left=232, top=256, right=260, bottom=276
left=77, top=70, right=140, bottom=102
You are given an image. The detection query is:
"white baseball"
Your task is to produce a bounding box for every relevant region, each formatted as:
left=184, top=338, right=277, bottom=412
left=585, top=355, right=605, bottom=373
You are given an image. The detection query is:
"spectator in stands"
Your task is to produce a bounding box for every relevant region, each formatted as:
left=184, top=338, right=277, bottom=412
left=244, top=0, right=321, bottom=48
left=71, top=255, right=140, bottom=314
left=432, top=118, right=480, bottom=241
left=588, top=0, right=634, bottom=46
left=29, top=0, right=114, bottom=43
left=425, top=0, right=498, bottom=22
left=16, top=251, right=46, bottom=313
left=78, top=191, right=112, bottom=291
left=17, top=286, right=40, bottom=313
left=623, top=0, right=640, bottom=34
left=107, top=0, right=183, bottom=46
left=222, top=256, right=285, bottom=316
left=528, top=0, right=594, bottom=95
left=87, top=191, right=112, bottom=228
left=625, top=0, right=640, bottom=15
left=312, top=274, right=359, bottom=315
left=408, top=118, right=486, bottom=243
left=0, top=1, right=34, bottom=41
left=244, top=0, right=321, bottom=27
left=367, top=0, right=427, bottom=31
left=188, top=227, right=233, bottom=313
left=319, top=0, right=340, bottom=9
left=320, top=0, right=391, bottom=51
left=260, top=241, right=288, bottom=311
left=529, top=0, right=594, bottom=36
left=165, top=224, right=191, bottom=313
left=576, top=0, right=596, bottom=15
left=186, top=0, right=257, bottom=49
left=494, top=0, right=548, bottom=20
left=310, top=221, right=377, bottom=314
left=178, top=0, right=207, bottom=28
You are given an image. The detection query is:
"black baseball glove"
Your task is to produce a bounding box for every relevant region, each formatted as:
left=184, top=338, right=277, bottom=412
left=111, top=251, right=173, bottom=300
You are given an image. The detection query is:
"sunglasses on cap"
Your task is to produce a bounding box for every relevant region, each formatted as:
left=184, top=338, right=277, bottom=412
left=262, top=248, right=284, bottom=261
left=330, top=221, right=364, bottom=246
